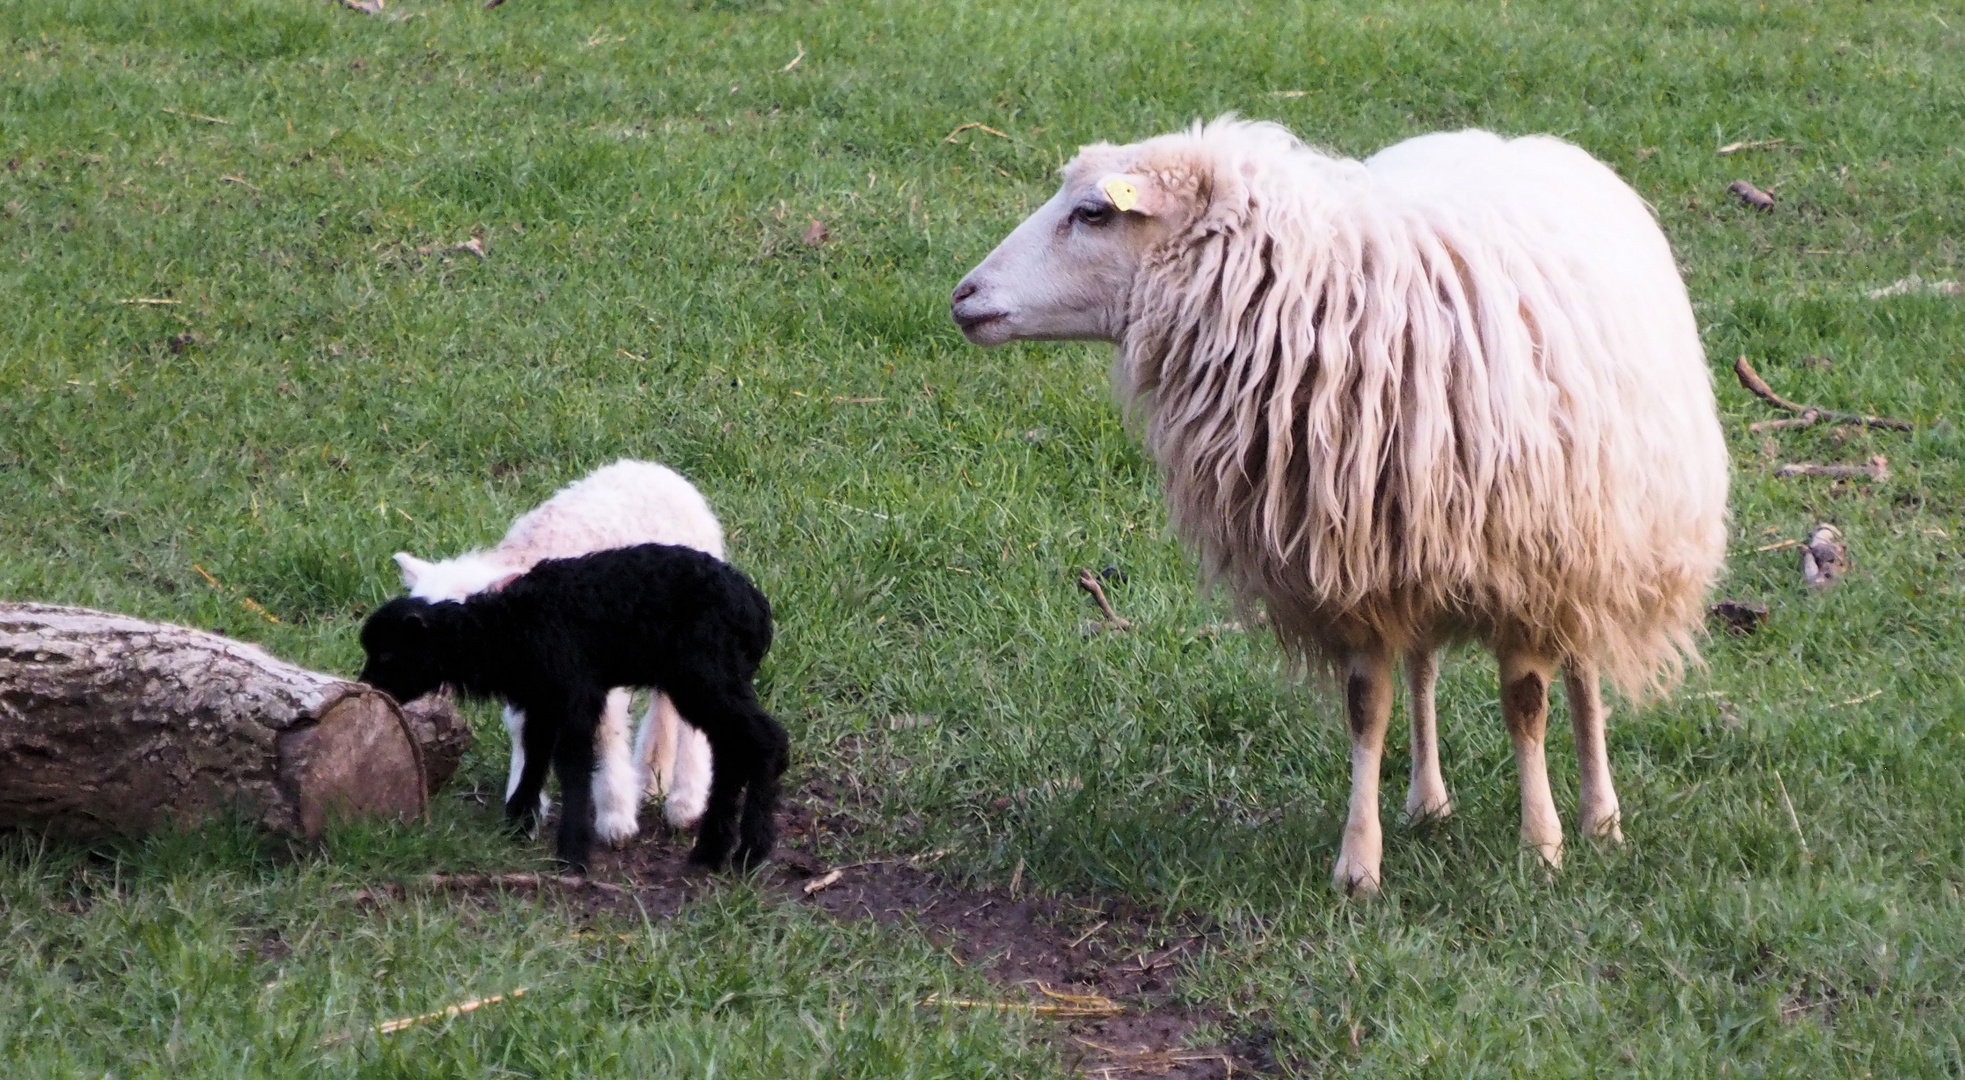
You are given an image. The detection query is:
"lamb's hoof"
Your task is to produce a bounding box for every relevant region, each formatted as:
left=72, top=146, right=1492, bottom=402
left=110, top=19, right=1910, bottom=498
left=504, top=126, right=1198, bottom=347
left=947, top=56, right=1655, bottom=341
left=594, top=809, right=641, bottom=850
left=663, top=798, right=705, bottom=830
left=685, top=845, right=729, bottom=872
left=1332, top=855, right=1381, bottom=899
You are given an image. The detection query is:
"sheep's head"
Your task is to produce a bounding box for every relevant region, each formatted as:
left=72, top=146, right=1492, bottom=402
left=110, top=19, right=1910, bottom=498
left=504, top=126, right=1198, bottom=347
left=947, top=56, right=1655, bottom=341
left=951, top=143, right=1201, bottom=346
left=358, top=597, right=449, bottom=704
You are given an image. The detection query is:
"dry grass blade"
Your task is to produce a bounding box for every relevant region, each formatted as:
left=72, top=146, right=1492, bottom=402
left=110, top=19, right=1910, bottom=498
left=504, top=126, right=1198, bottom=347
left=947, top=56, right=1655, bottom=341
left=320, top=989, right=527, bottom=1046
left=944, top=122, right=1011, bottom=143
left=922, top=984, right=1124, bottom=1019
left=781, top=42, right=805, bottom=72
left=1718, top=138, right=1785, bottom=154
left=118, top=297, right=180, bottom=306
left=160, top=107, right=230, bottom=124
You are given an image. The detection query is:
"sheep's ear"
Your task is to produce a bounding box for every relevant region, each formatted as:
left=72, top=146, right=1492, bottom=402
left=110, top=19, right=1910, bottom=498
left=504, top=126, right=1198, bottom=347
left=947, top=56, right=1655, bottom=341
left=488, top=572, right=522, bottom=592
left=1096, top=173, right=1168, bottom=217
left=393, top=552, right=431, bottom=587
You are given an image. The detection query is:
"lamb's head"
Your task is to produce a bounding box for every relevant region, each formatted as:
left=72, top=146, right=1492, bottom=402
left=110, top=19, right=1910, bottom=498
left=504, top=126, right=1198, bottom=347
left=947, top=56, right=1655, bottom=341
left=358, top=596, right=449, bottom=704
left=950, top=141, right=1208, bottom=346
left=394, top=551, right=516, bottom=601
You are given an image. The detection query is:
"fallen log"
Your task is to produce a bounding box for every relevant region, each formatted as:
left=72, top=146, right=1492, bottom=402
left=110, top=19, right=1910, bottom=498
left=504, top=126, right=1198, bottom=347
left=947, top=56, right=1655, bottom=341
left=0, top=602, right=471, bottom=840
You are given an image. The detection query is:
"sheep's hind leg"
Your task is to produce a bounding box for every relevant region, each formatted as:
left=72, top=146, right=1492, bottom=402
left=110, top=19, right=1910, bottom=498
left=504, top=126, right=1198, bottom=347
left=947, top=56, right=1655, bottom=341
left=1562, top=659, right=1622, bottom=842
left=1404, top=646, right=1451, bottom=821
left=548, top=690, right=606, bottom=874
left=503, top=705, right=550, bottom=828
left=1333, top=646, right=1394, bottom=898
left=1500, top=650, right=1564, bottom=867
left=591, top=689, right=641, bottom=848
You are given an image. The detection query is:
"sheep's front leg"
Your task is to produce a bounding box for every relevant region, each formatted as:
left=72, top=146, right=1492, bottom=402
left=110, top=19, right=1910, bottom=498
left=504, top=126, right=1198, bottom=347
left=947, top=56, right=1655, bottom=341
left=502, top=705, right=550, bottom=828
left=1500, top=650, right=1564, bottom=866
left=1562, top=659, right=1622, bottom=842
left=507, top=702, right=557, bottom=840
left=590, top=689, right=642, bottom=848
left=1404, top=646, right=1451, bottom=821
left=1333, top=647, right=1394, bottom=898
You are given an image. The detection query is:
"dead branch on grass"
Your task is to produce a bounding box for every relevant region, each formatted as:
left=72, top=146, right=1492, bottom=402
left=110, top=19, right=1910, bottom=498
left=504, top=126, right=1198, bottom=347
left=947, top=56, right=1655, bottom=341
left=1774, top=457, right=1890, bottom=482
left=923, top=984, right=1124, bottom=1019
left=1718, top=138, right=1785, bottom=155
left=1734, top=356, right=1912, bottom=432
left=350, top=873, right=628, bottom=904
left=1728, top=180, right=1775, bottom=211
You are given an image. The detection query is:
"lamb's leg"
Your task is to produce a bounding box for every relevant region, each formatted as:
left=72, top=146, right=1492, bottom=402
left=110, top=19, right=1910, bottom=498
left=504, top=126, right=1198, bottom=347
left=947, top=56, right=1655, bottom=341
left=502, top=705, right=550, bottom=826
left=1500, top=650, right=1564, bottom=867
left=507, top=701, right=557, bottom=840
left=591, top=688, right=641, bottom=848
left=667, top=680, right=775, bottom=871
left=664, top=702, right=713, bottom=829
left=731, top=692, right=788, bottom=869
left=1333, top=646, right=1394, bottom=898
left=634, top=691, right=675, bottom=801
left=1562, top=659, right=1623, bottom=842
left=549, top=690, right=606, bottom=874
left=1404, top=645, right=1451, bottom=821
left=634, top=692, right=711, bottom=828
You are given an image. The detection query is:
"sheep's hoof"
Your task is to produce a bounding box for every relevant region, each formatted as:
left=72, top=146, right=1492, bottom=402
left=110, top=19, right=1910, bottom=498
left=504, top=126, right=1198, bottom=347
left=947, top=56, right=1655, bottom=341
left=1404, top=797, right=1453, bottom=824
left=1526, top=837, right=1565, bottom=868
left=1331, top=856, right=1381, bottom=900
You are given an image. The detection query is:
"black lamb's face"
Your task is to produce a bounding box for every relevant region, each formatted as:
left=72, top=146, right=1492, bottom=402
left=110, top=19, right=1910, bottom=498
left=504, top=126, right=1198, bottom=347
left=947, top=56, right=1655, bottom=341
left=358, top=597, right=445, bottom=704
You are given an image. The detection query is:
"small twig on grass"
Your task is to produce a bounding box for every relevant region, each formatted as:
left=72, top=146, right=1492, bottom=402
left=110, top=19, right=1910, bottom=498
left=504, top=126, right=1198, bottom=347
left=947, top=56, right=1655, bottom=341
left=944, top=122, right=1011, bottom=144
left=220, top=175, right=260, bottom=194
left=801, top=869, right=843, bottom=895
left=1718, top=138, right=1785, bottom=155
left=1775, top=457, right=1890, bottom=483
left=1075, top=569, right=1132, bottom=632
left=780, top=42, right=805, bottom=72
left=118, top=297, right=180, bottom=306
left=1130, top=938, right=1195, bottom=974
left=1774, top=770, right=1811, bottom=864
left=1734, top=356, right=1913, bottom=432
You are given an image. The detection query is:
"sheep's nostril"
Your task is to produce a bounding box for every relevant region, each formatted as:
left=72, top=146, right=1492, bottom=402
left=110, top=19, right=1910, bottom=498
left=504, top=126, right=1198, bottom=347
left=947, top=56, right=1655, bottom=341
left=951, top=280, right=979, bottom=305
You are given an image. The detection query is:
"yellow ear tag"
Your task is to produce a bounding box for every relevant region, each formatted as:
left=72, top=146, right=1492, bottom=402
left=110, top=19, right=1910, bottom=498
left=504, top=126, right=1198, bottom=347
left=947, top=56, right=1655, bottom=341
left=1102, top=178, right=1139, bottom=213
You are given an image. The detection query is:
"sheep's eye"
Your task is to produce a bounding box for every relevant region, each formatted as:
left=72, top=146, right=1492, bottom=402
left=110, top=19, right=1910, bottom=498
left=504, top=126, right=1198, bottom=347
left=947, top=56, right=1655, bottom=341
left=1073, top=204, right=1113, bottom=226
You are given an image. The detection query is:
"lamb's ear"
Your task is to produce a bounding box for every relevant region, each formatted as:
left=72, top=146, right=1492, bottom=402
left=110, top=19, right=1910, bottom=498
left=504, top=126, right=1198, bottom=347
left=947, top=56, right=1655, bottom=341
left=1096, top=173, right=1172, bottom=218
left=487, top=572, right=522, bottom=592
left=393, top=552, right=431, bottom=587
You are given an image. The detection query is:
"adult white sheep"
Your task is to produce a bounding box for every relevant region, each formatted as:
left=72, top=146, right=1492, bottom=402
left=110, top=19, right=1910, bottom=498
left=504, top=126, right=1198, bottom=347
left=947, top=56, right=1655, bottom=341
left=394, top=459, right=720, bottom=845
left=951, top=119, right=1729, bottom=896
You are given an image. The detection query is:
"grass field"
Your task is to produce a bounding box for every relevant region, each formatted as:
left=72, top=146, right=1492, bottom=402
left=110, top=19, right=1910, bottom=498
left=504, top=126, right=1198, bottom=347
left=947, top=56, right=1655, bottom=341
left=5, top=0, right=1965, bottom=1075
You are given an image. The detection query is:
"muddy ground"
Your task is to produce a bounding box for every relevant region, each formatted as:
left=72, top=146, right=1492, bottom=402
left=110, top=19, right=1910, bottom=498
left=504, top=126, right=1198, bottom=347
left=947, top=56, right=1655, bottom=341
left=383, top=778, right=1276, bottom=1079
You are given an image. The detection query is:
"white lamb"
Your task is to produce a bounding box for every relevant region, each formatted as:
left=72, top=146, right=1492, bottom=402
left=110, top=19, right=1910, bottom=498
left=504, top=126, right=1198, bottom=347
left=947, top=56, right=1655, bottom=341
left=393, top=459, right=722, bottom=845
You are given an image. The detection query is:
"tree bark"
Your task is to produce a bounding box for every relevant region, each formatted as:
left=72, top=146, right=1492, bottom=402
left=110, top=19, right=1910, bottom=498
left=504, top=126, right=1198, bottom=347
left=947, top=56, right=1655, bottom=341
left=0, top=602, right=471, bottom=840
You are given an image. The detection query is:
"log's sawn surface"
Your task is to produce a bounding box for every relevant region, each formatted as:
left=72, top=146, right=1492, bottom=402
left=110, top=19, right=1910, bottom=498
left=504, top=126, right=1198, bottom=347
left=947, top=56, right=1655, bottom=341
left=0, top=602, right=469, bottom=839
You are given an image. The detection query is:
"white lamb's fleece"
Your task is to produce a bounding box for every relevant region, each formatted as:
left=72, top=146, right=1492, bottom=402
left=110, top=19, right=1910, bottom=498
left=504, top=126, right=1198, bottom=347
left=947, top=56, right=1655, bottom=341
left=394, top=459, right=724, bottom=845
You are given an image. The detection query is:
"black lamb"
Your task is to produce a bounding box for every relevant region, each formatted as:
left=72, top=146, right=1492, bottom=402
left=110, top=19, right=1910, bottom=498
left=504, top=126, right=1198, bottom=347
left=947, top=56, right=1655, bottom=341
left=358, top=542, right=786, bottom=873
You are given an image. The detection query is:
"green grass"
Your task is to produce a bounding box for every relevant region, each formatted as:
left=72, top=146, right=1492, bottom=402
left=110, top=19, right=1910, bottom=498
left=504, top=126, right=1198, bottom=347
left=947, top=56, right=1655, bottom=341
left=4, top=0, right=1965, bottom=1075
